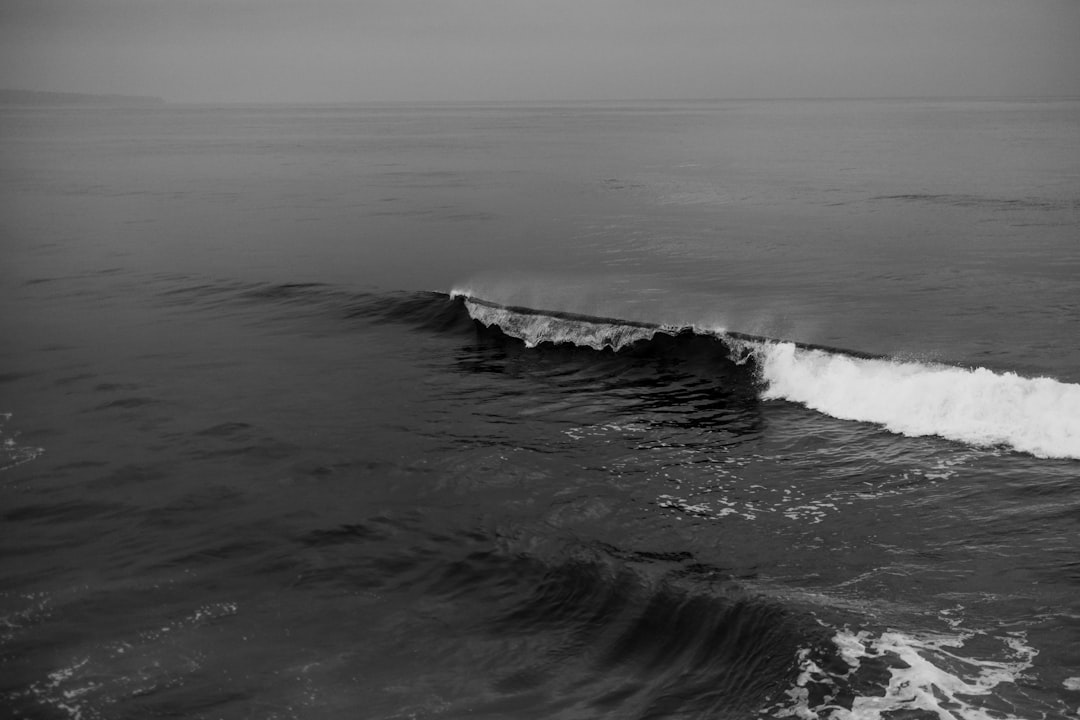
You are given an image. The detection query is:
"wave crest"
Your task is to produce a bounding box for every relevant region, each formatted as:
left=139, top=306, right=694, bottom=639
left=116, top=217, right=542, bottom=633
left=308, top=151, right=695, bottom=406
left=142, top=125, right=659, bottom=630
left=462, top=296, right=672, bottom=351
left=455, top=294, right=1080, bottom=460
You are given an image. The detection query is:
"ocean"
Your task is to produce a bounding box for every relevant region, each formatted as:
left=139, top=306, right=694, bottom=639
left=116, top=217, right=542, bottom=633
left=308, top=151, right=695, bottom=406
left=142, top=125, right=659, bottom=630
left=1, top=98, right=1078, bottom=719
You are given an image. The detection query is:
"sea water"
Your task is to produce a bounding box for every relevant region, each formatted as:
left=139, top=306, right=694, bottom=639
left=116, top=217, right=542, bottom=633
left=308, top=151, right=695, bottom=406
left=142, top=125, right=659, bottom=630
left=1, top=99, right=1079, bottom=718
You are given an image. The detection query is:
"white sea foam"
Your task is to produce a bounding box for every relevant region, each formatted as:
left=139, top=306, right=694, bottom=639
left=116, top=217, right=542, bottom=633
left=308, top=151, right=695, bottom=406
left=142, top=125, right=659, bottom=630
left=739, top=341, right=1080, bottom=460
left=0, top=412, right=44, bottom=472
left=773, top=628, right=1040, bottom=720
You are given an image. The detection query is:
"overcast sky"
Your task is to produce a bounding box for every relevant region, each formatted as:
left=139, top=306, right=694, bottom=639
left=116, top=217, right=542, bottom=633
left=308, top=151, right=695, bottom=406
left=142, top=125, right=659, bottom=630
left=2, top=0, right=1078, bottom=103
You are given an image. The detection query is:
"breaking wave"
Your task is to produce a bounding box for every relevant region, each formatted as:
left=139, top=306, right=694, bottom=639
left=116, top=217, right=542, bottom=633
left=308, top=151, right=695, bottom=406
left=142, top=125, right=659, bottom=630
left=452, top=293, right=1080, bottom=460
left=743, top=341, right=1080, bottom=461
left=134, top=278, right=1080, bottom=461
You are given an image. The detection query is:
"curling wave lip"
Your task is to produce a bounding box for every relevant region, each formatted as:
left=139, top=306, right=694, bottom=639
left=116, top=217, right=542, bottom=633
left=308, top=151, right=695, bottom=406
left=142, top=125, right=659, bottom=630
left=455, top=293, right=886, bottom=358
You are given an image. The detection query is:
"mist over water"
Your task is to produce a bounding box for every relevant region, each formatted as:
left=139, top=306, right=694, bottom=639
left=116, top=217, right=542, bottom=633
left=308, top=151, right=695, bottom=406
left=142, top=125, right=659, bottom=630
left=2, top=99, right=1080, bottom=719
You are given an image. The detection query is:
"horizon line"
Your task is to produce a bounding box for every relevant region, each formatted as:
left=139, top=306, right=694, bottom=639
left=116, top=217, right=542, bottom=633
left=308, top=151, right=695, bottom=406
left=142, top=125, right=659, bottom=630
left=4, top=88, right=1079, bottom=107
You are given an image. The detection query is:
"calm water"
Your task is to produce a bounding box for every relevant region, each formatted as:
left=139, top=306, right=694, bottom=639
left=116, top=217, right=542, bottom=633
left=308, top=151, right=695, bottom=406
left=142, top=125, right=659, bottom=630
left=2, top=99, right=1079, bottom=719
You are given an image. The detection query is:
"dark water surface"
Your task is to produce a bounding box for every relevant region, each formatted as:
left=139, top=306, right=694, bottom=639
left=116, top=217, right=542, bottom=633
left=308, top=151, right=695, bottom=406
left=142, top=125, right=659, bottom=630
left=2, top=100, right=1079, bottom=719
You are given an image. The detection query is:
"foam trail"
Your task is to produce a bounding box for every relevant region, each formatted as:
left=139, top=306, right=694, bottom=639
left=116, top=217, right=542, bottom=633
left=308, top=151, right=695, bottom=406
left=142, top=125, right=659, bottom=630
left=0, top=413, right=44, bottom=472
left=742, top=341, right=1080, bottom=460
left=775, top=628, right=1040, bottom=720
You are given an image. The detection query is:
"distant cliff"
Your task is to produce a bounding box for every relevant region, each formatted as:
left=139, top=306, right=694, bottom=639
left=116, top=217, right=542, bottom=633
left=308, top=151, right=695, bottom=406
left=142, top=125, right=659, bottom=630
left=0, top=90, right=165, bottom=106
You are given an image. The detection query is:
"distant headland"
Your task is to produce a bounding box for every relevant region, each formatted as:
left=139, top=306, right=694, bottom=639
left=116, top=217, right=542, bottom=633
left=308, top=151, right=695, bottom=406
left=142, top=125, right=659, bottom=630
left=0, top=89, right=165, bottom=106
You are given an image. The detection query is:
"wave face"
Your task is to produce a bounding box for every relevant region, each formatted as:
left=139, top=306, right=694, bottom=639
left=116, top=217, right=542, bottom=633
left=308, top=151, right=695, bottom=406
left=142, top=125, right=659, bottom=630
left=293, top=515, right=830, bottom=719
left=456, top=294, right=1080, bottom=460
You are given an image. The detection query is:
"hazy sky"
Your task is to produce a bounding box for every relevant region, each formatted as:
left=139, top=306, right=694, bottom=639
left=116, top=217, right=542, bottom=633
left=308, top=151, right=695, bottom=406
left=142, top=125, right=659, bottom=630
left=2, top=0, right=1078, bottom=102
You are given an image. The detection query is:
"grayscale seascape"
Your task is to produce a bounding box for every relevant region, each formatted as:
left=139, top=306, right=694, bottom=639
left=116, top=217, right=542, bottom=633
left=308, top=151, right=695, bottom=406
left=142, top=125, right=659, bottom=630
left=3, top=4, right=1080, bottom=718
